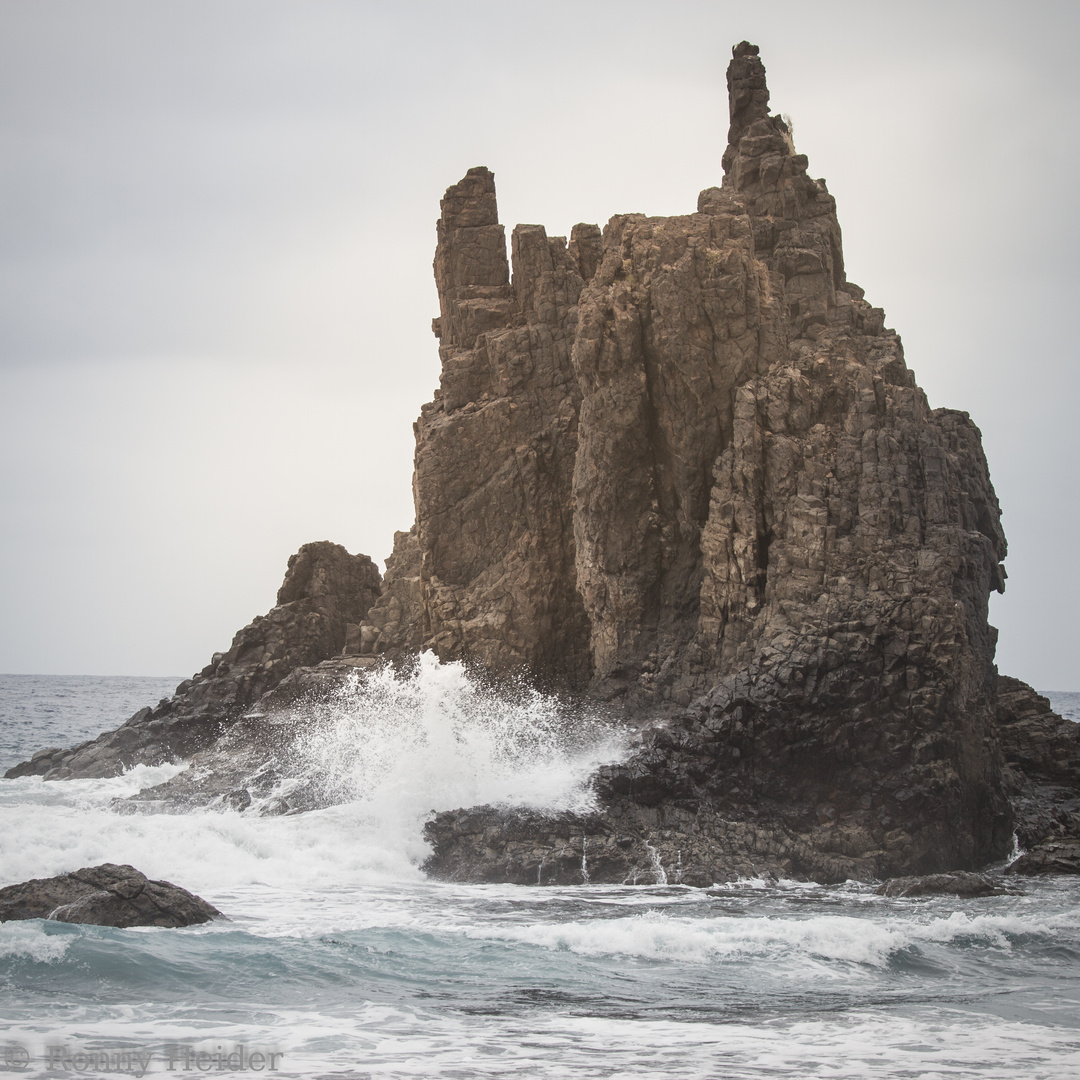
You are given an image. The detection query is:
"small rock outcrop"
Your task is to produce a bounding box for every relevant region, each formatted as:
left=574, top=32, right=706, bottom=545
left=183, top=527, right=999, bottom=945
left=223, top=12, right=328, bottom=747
left=5, top=542, right=380, bottom=780
left=875, top=872, right=1016, bottom=898
left=0, top=864, right=221, bottom=927
left=996, top=676, right=1080, bottom=875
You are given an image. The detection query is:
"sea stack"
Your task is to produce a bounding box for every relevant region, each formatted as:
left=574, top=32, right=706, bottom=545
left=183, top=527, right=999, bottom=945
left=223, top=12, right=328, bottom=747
left=413, top=41, right=1012, bottom=881
left=14, top=43, right=1080, bottom=886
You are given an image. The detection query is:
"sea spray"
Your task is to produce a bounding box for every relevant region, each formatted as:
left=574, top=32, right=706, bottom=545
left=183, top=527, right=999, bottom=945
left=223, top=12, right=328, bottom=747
left=5, top=677, right=1078, bottom=1079
left=284, top=652, right=629, bottom=863
left=0, top=658, right=629, bottom=897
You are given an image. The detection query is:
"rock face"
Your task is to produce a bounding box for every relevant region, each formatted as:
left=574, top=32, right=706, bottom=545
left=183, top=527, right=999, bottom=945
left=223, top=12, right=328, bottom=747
left=351, top=527, right=424, bottom=657
left=418, top=42, right=1012, bottom=882
left=5, top=542, right=380, bottom=781
left=996, top=676, right=1080, bottom=874
left=0, top=864, right=221, bottom=927
left=410, top=167, right=593, bottom=682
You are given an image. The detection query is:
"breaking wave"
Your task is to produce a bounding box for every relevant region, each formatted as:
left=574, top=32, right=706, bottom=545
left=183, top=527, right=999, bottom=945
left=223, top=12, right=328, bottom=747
left=289, top=650, right=627, bottom=821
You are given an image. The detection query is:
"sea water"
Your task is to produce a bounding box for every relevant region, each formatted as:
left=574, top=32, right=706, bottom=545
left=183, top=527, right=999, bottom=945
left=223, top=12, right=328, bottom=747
left=1, top=666, right=1079, bottom=1080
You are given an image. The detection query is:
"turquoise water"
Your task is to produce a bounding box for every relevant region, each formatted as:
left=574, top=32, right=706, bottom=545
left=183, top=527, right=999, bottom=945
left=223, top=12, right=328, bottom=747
left=1, top=672, right=1079, bottom=1079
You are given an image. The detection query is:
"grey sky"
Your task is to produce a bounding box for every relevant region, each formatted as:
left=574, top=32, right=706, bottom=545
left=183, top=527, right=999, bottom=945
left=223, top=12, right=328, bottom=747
left=1, top=0, right=1077, bottom=690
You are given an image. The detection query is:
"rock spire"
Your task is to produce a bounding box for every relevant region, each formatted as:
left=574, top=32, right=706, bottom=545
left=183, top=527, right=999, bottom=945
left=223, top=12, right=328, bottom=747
left=411, top=41, right=1013, bottom=878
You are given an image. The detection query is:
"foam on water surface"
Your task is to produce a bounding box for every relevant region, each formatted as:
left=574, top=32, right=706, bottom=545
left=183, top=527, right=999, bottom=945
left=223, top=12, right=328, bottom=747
left=2, top=667, right=1080, bottom=1078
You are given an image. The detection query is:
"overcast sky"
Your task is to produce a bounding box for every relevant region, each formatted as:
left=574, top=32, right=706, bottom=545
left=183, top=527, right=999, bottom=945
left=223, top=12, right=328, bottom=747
left=1, top=0, right=1077, bottom=691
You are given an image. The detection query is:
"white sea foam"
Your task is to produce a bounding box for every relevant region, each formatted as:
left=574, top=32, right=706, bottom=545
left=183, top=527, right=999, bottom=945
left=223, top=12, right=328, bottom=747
left=292, top=652, right=625, bottom=814
left=465, top=906, right=1080, bottom=968
left=8, top=1002, right=1078, bottom=1079
left=3, top=672, right=1080, bottom=1080
left=0, top=761, right=189, bottom=810
left=0, top=921, right=71, bottom=963
left=0, top=655, right=628, bottom=904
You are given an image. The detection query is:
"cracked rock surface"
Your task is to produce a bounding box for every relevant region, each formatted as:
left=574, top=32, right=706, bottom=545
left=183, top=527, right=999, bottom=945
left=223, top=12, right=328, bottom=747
left=420, top=42, right=1014, bottom=882
left=0, top=863, right=221, bottom=927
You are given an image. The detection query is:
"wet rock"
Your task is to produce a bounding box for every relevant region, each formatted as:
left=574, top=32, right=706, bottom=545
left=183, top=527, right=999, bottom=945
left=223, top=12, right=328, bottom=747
left=1007, top=841, right=1080, bottom=876
left=876, top=872, right=1017, bottom=898
left=0, top=864, right=221, bottom=927
left=995, top=676, right=1080, bottom=874
left=119, top=656, right=380, bottom=813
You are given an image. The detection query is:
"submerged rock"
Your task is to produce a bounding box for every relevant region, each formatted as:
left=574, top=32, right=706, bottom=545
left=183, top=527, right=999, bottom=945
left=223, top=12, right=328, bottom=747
left=875, top=872, right=1017, bottom=898
left=0, top=863, right=221, bottom=927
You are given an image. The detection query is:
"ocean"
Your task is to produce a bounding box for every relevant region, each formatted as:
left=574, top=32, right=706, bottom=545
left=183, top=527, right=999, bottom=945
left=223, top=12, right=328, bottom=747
left=1, top=668, right=1079, bottom=1079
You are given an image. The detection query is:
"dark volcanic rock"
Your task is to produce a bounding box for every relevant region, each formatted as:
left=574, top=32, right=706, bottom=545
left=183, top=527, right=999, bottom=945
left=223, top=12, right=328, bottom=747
left=875, top=872, right=1016, bottom=898
left=6, top=542, right=380, bottom=781
left=0, top=863, right=221, bottom=927
left=423, top=799, right=880, bottom=887
left=1008, top=841, right=1080, bottom=875
left=995, top=676, right=1080, bottom=874
left=417, top=42, right=1012, bottom=883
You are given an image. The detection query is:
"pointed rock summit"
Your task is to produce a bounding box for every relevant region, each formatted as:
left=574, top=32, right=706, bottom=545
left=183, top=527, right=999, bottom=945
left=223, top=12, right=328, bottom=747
left=409, top=42, right=1015, bottom=880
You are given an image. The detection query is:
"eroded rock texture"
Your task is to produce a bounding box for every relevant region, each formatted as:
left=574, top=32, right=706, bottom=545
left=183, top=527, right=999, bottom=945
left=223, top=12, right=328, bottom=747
left=996, top=676, right=1080, bottom=874
left=406, top=167, right=592, bottom=682
left=419, top=43, right=1012, bottom=881
left=0, top=863, right=220, bottom=927
left=6, top=542, right=380, bottom=780
left=14, top=43, right=1069, bottom=888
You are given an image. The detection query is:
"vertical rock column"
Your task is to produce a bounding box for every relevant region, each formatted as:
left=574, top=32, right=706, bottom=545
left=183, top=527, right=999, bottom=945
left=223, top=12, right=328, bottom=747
left=720, top=40, right=849, bottom=338
left=569, top=143, right=787, bottom=685
left=412, top=168, right=593, bottom=681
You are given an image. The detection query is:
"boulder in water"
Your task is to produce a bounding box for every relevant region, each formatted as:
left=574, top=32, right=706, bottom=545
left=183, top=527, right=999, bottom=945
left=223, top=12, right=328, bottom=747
left=876, top=872, right=1017, bottom=898
left=0, top=863, right=222, bottom=927
left=1007, top=841, right=1080, bottom=876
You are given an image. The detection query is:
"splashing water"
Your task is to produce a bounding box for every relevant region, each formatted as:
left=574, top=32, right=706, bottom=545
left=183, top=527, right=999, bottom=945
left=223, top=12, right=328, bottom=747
left=2, top=675, right=1080, bottom=1078
left=285, top=652, right=628, bottom=861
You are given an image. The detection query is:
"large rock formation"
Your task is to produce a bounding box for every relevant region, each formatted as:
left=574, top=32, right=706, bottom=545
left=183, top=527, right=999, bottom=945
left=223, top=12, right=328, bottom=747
left=0, top=863, right=220, bottom=927
left=6, top=541, right=380, bottom=780
left=417, top=42, right=1012, bottom=880
left=9, top=43, right=1079, bottom=886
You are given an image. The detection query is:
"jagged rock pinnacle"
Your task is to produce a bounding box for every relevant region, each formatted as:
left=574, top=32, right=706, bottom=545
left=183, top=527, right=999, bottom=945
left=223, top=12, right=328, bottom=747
left=724, top=40, right=771, bottom=165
